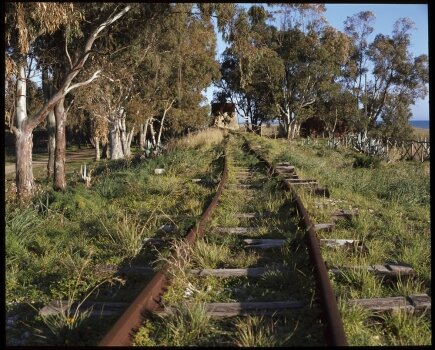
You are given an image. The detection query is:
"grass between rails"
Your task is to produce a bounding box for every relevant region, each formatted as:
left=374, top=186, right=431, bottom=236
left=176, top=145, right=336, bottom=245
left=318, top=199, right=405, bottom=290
left=242, top=132, right=431, bottom=346
left=5, top=128, right=227, bottom=346
left=133, top=134, right=324, bottom=347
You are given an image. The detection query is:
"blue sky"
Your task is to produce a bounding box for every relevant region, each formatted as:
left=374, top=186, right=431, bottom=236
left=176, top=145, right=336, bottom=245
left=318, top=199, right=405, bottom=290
left=204, top=3, right=429, bottom=121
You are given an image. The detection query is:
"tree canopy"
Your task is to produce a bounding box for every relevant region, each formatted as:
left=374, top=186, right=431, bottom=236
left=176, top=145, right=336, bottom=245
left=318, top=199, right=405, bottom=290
left=4, top=3, right=428, bottom=201
left=216, top=5, right=428, bottom=139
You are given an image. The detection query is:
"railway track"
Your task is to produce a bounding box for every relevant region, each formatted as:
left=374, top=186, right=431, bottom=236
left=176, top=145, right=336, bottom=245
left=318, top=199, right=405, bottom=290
left=243, top=134, right=431, bottom=343
left=39, top=132, right=430, bottom=345
left=94, top=134, right=344, bottom=346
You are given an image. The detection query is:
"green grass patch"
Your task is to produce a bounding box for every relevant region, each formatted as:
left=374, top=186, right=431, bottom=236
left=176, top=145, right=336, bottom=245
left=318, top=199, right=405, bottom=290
left=5, top=129, right=226, bottom=346
left=242, top=132, right=430, bottom=346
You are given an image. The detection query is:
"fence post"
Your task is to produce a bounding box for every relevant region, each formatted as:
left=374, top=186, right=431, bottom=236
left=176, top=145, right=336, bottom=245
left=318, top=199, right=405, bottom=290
left=421, top=142, right=424, bottom=162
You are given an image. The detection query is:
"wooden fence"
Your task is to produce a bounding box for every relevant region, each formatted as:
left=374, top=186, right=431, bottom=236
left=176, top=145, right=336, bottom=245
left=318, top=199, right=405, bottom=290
left=328, top=133, right=430, bottom=162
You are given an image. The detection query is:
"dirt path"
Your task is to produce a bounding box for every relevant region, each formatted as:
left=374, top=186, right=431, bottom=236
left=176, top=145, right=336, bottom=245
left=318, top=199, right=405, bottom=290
left=5, top=148, right=95, bottom=176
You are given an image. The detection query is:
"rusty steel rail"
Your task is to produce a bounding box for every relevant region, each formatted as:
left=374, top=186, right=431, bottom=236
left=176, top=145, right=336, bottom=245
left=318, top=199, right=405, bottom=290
left=99, top=148, right=228, bottom=346
left=243, top=136, right=348, bottom=346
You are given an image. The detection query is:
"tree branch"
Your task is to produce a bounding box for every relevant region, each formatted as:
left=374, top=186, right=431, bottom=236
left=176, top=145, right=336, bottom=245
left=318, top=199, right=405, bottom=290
left=27, top=5, right=131, bottom=130
left=66, top=98, right=75, bottom=113
left=65, top=40, right=73, bottom=69
left=66, top=70, right=101, bottom=94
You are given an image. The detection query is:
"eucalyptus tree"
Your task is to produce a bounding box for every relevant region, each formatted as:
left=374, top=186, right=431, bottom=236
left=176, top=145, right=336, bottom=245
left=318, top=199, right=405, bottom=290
left=275, top=3, right=327, bottom=33
left=218, top=5, right=282, bottom=130
left=157, top=3, right=221, bottom=141
left=5, top=3, right=78, bottom=198
left=342, top=11, right=376, bottom=112
left=373, top=93, right=414, bottom=139
left=5, top=3, right=132, bottom=199
left=219, top=4, right=347, bottom=136
left=363, top=18, right=428, bottom=135
left=273, top=26, right=351, bottom=138
left=310, top=26, right=358, bottom=134
left=118, top=2, right=224, bottom=149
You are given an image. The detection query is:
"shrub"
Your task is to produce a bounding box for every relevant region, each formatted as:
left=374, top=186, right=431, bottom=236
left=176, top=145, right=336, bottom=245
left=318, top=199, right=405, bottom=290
left=353, top=154, right=380, bottom=169
left=99, top=210, right=146, bottom=260
left=6, top=208, right=42, bottom=263
left=149, top=302, right=213, bottom=346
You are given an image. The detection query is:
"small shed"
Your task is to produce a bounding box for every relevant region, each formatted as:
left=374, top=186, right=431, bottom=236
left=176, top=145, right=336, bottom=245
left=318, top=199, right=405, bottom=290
left=211, top=103, right=239, bottom=130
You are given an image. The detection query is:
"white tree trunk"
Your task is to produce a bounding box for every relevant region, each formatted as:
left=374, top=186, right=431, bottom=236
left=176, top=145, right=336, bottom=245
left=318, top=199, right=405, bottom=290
left=15, top=127, right=34, bottom=200
left=94, top=136, right=100, bottom=161
left=124, top=127, right=135, bottom=157
left=149, top=119, right=157, bottom=147
left=14, top=64, right=35, bottom=200
left=139, top=123, right=145, bottom=150
left=120, top=115, right=127, bottom=156
left=47, top=109, right=56, bottom=178
left=156, top=115, right=165, bottom=147
left=156, top=100, right=174, bottom=147
left=291, top=121, right=300, bottom=139
left=109, top=118, right=123, bottom=160
left=286, top=112, right=291, bottom=140
left=117, top=109, right=134, bottom=158
left=54, top=97, right=67, bottom=190
left=16, top=64, right=27, bottom=129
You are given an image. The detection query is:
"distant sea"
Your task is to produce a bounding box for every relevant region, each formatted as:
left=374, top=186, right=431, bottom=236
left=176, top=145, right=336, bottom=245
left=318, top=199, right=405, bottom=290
left=410, top=120, right=429, bottom=130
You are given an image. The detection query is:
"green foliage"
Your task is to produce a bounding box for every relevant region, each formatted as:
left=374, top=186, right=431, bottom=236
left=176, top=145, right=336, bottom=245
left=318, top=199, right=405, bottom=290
left=231, top=316, right=293, bottom=347
left=98, top=210, right=146, bottom=261
left=352, top=154, right=380, bottom=168
left=5, top=134, right=225, bottom=346
left=6, top=208, right=42, bottom=264
left=6, top=207, right=42, bottom=240
left=132, top=320, right=157, bottom=346
left=245, top=133, right=430, bottom=346
left=218, top=6, right=427, bottom=139
left=134, top=303, right=214, bottom=346
left=192, top=239, right=231, bottom=269
left=381, top=309, right=431, bottom=345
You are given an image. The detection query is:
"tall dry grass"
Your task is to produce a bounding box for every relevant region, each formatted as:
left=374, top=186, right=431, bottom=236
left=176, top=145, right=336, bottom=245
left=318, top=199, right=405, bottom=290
left=175, top=128, right=226, bottom=149
left=411, top=127, right=429, bottom=141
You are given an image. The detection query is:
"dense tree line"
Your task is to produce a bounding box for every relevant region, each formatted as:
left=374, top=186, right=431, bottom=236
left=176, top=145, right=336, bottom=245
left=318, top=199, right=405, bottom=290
left=4, top=3, right=428, bottom=202
left=214, top=5, right=428, bottom=139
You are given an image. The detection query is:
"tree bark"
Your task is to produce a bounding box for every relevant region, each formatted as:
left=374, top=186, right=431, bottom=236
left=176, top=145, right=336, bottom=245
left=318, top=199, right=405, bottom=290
left=156, top=116, right=164, bottom=147
left=15, top=126, right=34, bottom=201
left=119, top=115, right=128, bottom=156
left=117, top=111, right=134, bottom=158
left=94, top=136, right=100, bottom=161
left=14, top=63, right=34, bottom=201
left=139, top=123, right=145, bottom=150
left=291, top=121, right=300, bottom=139
left=124, top=127, right=135, bottom=158
left=149, top=119, right=157, bottom=147
left=109, top=118, right=123, bottom=160
left=47, top=109, right=56, bottom=178
left=101, top=142, right=108, bottom=159
left=54, top=98, right=67, bottom=190
left=144, top=118, right=150, bottom=148
left=42, top=66, right=56, bottom=179
left=139, top=119, right=150, bottom=151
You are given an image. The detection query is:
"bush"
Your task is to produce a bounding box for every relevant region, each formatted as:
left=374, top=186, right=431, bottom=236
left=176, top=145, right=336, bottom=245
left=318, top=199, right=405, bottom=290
left=6, top=208, right=42, bottom=262
left=353, top=154, right=380, bottom=169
